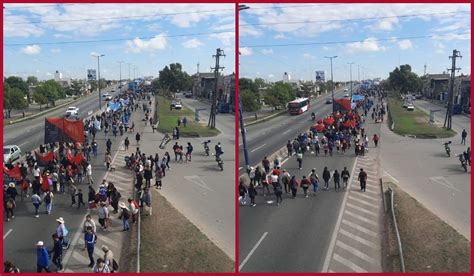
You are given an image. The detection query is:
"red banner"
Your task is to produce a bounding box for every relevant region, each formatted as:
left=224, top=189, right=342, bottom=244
left=3, top=165, right=21, bottom=181
left=67, top=152, right=84, bottom=165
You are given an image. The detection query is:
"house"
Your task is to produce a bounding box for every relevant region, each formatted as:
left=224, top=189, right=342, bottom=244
left=422, top=74, right=449, bottom=100
left=453, top=74, right=470, bottom=111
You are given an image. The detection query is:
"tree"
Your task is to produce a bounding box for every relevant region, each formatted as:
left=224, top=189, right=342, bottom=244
left=240, top=89, right=261, bottom=112
left=35, top=80, right=65, bottom=106
left=239, top=78, right=258, bottom=94
left=5, top=76, right=29, bottom=104
left=388, top=64, right=423, bottom=94
left=158, top=63, right=192, bottom=94
left=89, top=78, right=107, bottom=92
left=65, top=80, right=83, bottom=96
left=4, top=87, right=28, bottom=118
left=264, top=81, right=296, bottom=110
left=254, top=78, right=266, bottom=89
left=33, top=91, right=49, bottom=110
left=151, top=78, right=161, bottom=92
left=26, top=76, right=39, bottom=86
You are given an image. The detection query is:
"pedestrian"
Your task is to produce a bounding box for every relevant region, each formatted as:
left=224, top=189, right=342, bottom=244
left=104, top=152, right=112, bottom=170
left=290, top=176, right=299, bottom=198
left=176, top=127, right=180, bottom=140
left=261, top=174, right=271, bottom=196
left=83, top=226, right=97, bottom=267
left=239, top=181, right=248, bottom=206
left=128, top=198, right=139, bottom=224
left=185, top=142, right=193, bottom=162
left=322, top=167, right=331, bottom=190
left=86, top=163, right=93, bottom=185
left=83, top=214, right=97, bottom=234
left=106, top=139, right=112, bottom=153
left=110, top=187, right=121, bottom=214
left=372, top=134, right=379, bottom=147
left=296, top=151, right=303, bottom=170
left=274, top=182, right=283, bottom=205
left=43, top=190, right=54, bottom=215
left=300, top=175, right=311, bottom=197
left=358, top=168, right=367, bottom=192
left=118, top=202, right=130, bottom=231
left=4, top=195, right=15, bottom=222
left=93, top=258, right=111, bottom=273
left=6, top=182, right=18, bottom=201
left=98, top=202, right=110, bottom=231
left=333, top=170, right=341, bottom=190
left=135, top=132, right=141, bottom=146
left=270, top=171, right=279, bottom=190
left=281, top=169, right=291, bottom=194
left=50, top=234, right=63, bottom=272
left=124, top=137, right=130, bottom=151
left=69, top=183, right=77, bottom=207
left=56, top=217, right=69, bottom=249
left=31, top=192, right=42, bottom=218
left=286, top=140, right=293, bottom=157
left=3, top=261, right=20, bottom=273
left=155, top=166, right=163, bottom=189
left=172, top=142, right=180, bottom=161
left=461, top=129, right=467, bottom=145
left=309, top=169, right=320, bottom=194
left=341, top=166, right=350, bottom=189
left=141, top=188, right=152, bottom=216
left=248, top=184, right=257, bottom=207
left=36, top=241, right=51, bottom=273
left=262, top=156, right=270, bottom=174
left=102, top=245, right=116, bottom=272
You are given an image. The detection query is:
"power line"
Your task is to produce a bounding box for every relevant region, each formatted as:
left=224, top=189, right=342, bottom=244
left=240, top=11, right=470, bottom=26
left=4, top=4, right=60, bottom=9
left=5, top=8, right=234, bottom=25
left=4, top=30, right=234, bottom=46
left=240, top=32, right=470, bottom=48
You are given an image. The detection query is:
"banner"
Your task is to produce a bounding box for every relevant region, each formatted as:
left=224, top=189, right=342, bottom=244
left=3, top=165, right=21, bottom=181
left=107, top=102, right=121, bottom=112
left=315, top=71, right=325, bottom=82
left=67, top=152, right=84, bottom=165
left=35, top=151, right=55, bottom=167
left=44, top=118, right=85, bottom=144
left=334, top=98, right=352, bottom=112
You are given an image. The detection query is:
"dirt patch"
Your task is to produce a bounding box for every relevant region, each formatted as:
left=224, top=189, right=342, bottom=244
left=140, top=189, right=234, bottom=272
left=383, top=183, right=470, bottom=272
left=119, top=222, right=138, bottom=272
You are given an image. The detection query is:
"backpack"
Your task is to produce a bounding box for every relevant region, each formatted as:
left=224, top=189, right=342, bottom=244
left=112, top=259, right=119, bottom=271
left=45, top=193, right=52, bottom=204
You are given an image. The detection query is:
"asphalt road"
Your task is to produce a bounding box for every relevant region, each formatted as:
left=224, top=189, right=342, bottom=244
left=238, top=86, right=352, bottom=173
left=4, top=85, right=121, bottom=155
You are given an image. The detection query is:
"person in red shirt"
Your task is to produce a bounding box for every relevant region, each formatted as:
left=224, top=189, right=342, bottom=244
left=300, top=176, right=311, bottom=197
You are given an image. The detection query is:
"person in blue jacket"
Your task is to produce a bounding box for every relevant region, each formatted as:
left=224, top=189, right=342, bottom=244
left=36, top=241, right=51, bottom=273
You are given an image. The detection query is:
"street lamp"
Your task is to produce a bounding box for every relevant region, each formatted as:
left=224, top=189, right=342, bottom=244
left=324, top=55, right=337, bottom=113
left=91, top=53, right=105, bottom=109
left=118, top=61, right=124, bottom=92
left=347, top=62, right=354, bottom=98
left=239, top=4, right=251, bottom=174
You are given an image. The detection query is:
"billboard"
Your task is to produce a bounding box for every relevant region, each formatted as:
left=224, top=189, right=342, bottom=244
left=87, top=69, right=97, bottom=81
left=315, top=71, right=325, bottom=82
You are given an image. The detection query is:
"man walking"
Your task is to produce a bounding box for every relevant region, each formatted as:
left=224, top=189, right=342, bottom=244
left=461, top=129, right=467, bottom=145
left=36, top=241, right=51, bottom=272
left=358, top=168, right=367, bottom=192
left=50, top=234, right=63, bottom=271
left=341, top=166, right=350, bottom=189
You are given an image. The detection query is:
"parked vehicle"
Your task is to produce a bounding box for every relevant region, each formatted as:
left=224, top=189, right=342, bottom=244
left=406, top=104, right=415, bottom=111
left=4, top=145, right=21, bottom=164
left=66, top=106, right=79, bottom=116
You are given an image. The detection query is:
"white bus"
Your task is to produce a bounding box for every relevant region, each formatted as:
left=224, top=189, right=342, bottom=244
left=288, top=97, right=310, bottom=115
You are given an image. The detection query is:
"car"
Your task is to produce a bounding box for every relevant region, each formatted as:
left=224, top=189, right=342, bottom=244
left=184, top=91, right=193, bottom=98
left=406, top=104, right=415, bottom=111
left=4, top=145, right=21, bottom=164
left=174, top=102, right=183, bottom=109
left=344, top=93, right=350, bottom=98
left=344, top=88, right=348, bottom=92
left=66, top=106, right=79, bottom=116
left=325, top=99, right=333, bottom=104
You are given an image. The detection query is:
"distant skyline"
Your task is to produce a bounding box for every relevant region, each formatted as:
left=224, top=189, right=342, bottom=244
left=239, top=3, right=471, bottom=82
left=4, top=3, right=235, bottom=81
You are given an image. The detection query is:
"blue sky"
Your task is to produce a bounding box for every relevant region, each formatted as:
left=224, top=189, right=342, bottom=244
left=239, top=3, right=470, bottom=82
left=4, top=4, right=235, bottom=81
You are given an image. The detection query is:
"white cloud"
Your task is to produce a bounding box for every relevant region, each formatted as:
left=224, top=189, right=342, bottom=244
left=182, top=38, right=203, bottom=48
left=268, top=74, right=275, bottom=79
left=398, top=39, right=413, bottom=50
left=347, top=37, right=386, bottom=53
left=4, top=15, right=44, bottom=37
left=209, top=32, right=234, bottom=46
left=274, top=33, right=287, bottom=40
left=20, top=45, right=41, bottom=55
left=50, top=48, right=61, bottom=53
left=370, top=17, right=399, bottom=31
left=261, top=48, right=273, bottom=55
left=303, top=53, right=316, bottom=60
left=126, top=34, right=167, bottom=53
left=239, top=47, right=253, bottom=56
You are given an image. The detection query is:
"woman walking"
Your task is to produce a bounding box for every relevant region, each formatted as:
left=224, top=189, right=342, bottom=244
left=322, top=167, right=331, bottom=190
left=290, top=176, right=299, bottom=198
left=333, top=170, right=341, bottom=190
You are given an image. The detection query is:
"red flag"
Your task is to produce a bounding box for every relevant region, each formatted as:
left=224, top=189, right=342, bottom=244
left=3, top=165, right=21, bottom=180
left=73, top=153, right=84, bottom=165
left=67, top=152, right=74, bottom=164
left=41, top=175, right=49, bottom=192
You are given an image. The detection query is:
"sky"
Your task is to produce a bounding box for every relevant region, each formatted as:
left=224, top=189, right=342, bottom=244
left=239, top=3, right=471, bottom=82
left=3, top=4, right=235, bottom=81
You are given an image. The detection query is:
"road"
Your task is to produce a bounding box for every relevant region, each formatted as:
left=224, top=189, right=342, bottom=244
left=238, top=86, right=351, bottom=173
left=4, top=85, right=121, bottom=155
left=379, top=99, right=471, bottom=240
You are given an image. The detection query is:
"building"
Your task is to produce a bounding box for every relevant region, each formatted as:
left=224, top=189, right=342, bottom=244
left=191, top=72, right=236, bottom=111
left=453, top=74, right=470, bottom=111
left=283, top=72, right=291, bottom=83
left=54, top=70, right=62, bottom=82
left=422, top=73, right=449, bottom=100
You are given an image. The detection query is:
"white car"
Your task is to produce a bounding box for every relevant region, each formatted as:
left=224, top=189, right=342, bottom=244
left=344, top=93, right=350, bottom=98
left=4, top=145, right=21, bottom=164
left=344, top=88, right=348, bottom=92
left=174, top=102, right=183, bottom=109
left=66, top=106, right=79, bottom=116
left=406, top=104, right=415, bottom=111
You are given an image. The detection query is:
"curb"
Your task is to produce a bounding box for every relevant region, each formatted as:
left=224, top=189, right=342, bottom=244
left=6, top=96, right=83, bottom=125
left=245, top=109, right=287, bottom=127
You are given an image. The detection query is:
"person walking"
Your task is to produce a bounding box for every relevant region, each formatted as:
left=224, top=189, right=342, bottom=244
left=118, top=202, right=130, bottom=231
left=83, top=215, right=97, bottom=234
left=309, top=169, right=320, bottom=194
left=461, top=129, right=467, bottom=145
left=296, top=151, right=303, bottom=170
left=98, top=202, right=110, bottom=231
left=185, top=142, right=193, bottom=162
left=104, top=152, right=112, bottom=171
left=36, top=241, right=51, bottom=273
left=124, top=137, right=130, bottom=151
left=333, top=170, right=341, bottom=190
left=372, top=134, right=379, bottom=147
left=248, top=184, right=257, bottom=207
left=43, top=190, right=54, bottom=215
left=141, top=188, right=152, bottom=216
left=50, top=234, right=63, bottom=272
left=322, top=167, right=331, bottom=190
left=135, top=132, right=141, bottom=146
left=286, top=140, right=293, bottom=157
left=358, top=168, right=367, bottom=192
left=106, top=139, right=112, bottom=153
left=56, top=217, right=69, bottom=249
left=102, top=246, right=116, bottom=272
left=239, top=181, right=247, bottom=206
left=341, top=167, right=350, bottom=189
left=3, top=261, right=20, bottom=273
left=300, top=175, right=311, bottom=197
left=31, top=192, right=42, bottom=218
left=92, top=258, right=111, bottom=273
left=274, top=182, right=283, bottom=205
left=4, top=195, right=16, bottom=222
left=290, top=176, right=299, bottom=198
left=83, top=226, right=97, bottom=267
left=281, top=169, right=291, bottom=194
left=86, top=163, right=93, bottom=185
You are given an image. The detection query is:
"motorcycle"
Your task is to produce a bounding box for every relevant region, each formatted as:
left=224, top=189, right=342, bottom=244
left=216, top=156, right=224, bottom=171
left=443, top=141, right=452, bottom=157
left=458, top=154, right=468, bottom=172
left=311, top=112, right=316, bottom=121
left=203, top=140, right=211, bottom=156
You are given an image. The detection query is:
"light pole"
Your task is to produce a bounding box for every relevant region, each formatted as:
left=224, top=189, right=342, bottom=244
left=239, top=4, right=251, bottom=174
left=347, top=62, right=354, bottom=98
left=91, top=53, right=105, bottom=109
left=325, top=55, right=337, bottom=113
left=118, top=61, right=123, bottom=91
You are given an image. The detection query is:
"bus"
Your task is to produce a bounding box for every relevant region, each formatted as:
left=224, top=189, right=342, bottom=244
left=288, top=97, right=310, bottom=115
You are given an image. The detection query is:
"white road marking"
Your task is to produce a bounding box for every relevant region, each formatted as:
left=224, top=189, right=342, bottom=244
left=339, top=229, right=378, bottom=249
left=282, top=128, right=292, bottom=135
left=382, top=170, right=399, bottom=183
left=239, top=232, right=268, bottom=271
left=3, top=229, right=13, bottom=239
left=184, top=175, right=213, bottom=192
left=333, top=253, right=368, bottom=272
left=280, top=157, right=290, bottom=166
left=321, top=157, right=358, bottom=272
left=239, top=167, right=243, bottom=170
left=429, top=176, right=462, bottom=193
left=18, top=142, right=28, bottom=148
left=250, top=144, right=266, bottom=153
left=348, top=195, right=379, bottom=209
left=346, top=202, right=378, bottom=217
left=336, top=240, right=378, bottom=265
left=342, top=219, right=378, bottom=237
left=344, top=210, right=378, bottom=226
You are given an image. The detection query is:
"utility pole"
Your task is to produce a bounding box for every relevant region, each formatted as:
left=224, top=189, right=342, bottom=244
left=197, top=62, right=200, bottom=74
left=239, top=4, right=251, bottom=174
left=423, top=62, right=427, bottom=76
left=325, top=55, right=337, bottom=113
left=443, top=49, right=461, bottom=130
left=118, top=61, right=123, bottom=91
left=127, top=63, right=131, bottom=81
left=348, top=62, right=354, bottom=98
left=208, top=48, right=225, bottom=129
left=91, top=53, right=105, bottom=109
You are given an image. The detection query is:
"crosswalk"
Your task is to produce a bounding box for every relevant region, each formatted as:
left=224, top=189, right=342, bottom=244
left=325, top=153, right=383, bottom=272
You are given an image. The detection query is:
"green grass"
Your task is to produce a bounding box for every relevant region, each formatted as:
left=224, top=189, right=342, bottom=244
left=155, top=95, right=220, bottom=137
left=387, top=94, right=456, bottom=139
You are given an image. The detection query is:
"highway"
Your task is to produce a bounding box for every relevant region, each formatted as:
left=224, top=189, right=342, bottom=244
left=4, top=84, right=122, bottom=155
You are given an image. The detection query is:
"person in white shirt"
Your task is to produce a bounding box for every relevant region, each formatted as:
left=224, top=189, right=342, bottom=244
left=86, top=163, right=93, bottom=185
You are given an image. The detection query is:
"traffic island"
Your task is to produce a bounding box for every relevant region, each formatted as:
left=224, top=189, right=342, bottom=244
left=155, top=95, right=220, bottom=137
left=382, top=182, right=470, bottom=272
left=139, top=189, right=234, bottom=272
left=386, top=95, right=456, bottom=138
